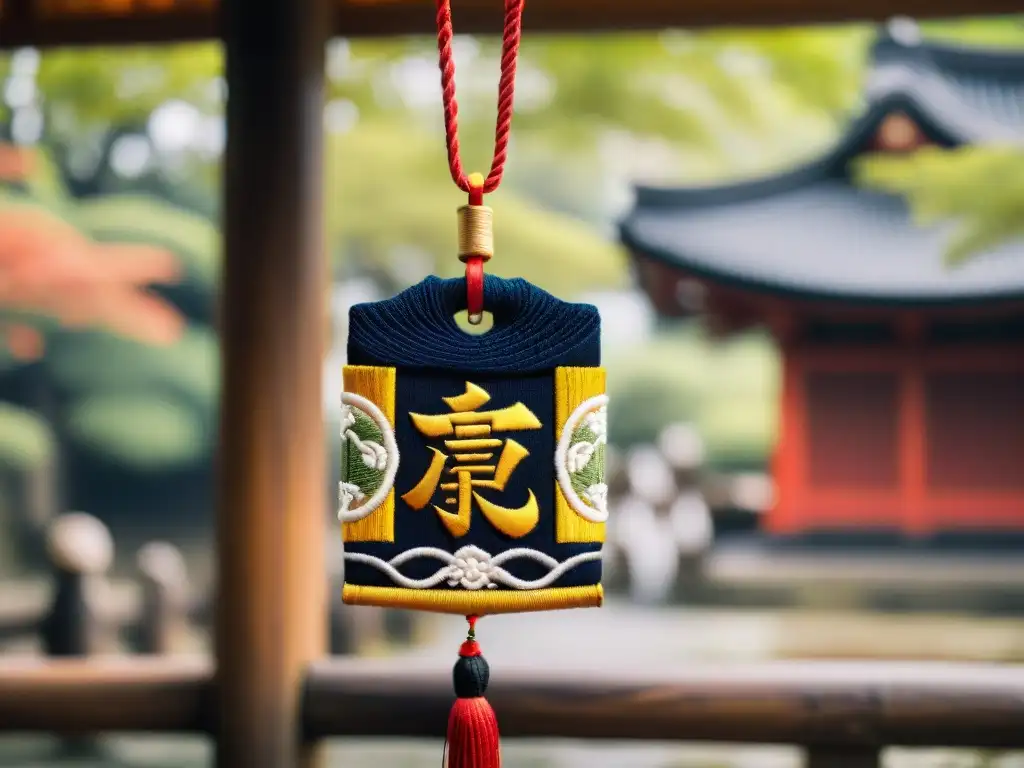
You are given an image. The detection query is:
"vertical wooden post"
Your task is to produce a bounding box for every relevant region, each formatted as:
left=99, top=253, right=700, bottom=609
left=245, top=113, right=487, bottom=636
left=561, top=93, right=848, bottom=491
left=766, top=343, right=807, bottom=535
left=897, top=317, right=928, bottom=538
left=42, top=513, right=114, bottom=658
left=42, top=513, right=113, bottom=757
left=217, top=0, right=330, bottom=763
left=136, top=541, right=190, bottom=655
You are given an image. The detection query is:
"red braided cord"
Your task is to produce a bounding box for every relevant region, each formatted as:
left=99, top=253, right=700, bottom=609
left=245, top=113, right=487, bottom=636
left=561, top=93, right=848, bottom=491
left=465, top=256, right=485, bottom=316
left=436, top=0, right=524, bottom=196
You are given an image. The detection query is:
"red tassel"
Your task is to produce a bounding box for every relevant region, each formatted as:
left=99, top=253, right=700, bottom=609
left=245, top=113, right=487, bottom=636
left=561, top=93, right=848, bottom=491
left=444, top=616, right=501, bottom=768
left=446, top=697, right=500, bottom=768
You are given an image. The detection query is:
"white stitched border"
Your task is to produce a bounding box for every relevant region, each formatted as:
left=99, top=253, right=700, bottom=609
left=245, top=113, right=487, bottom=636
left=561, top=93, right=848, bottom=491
left=338, top=392, right=400, bottom=522
left=344, top=550, right=455, bottom=589
left=555, top=394, right=610, bottom=523
left=491, top=551, right=602, bottom=590
left=343, top=545, right=601, bottom=591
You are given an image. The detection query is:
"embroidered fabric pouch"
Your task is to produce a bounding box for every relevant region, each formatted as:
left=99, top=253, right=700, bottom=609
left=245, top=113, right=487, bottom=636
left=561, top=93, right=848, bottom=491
left=339, top=275, right=607, bottom=615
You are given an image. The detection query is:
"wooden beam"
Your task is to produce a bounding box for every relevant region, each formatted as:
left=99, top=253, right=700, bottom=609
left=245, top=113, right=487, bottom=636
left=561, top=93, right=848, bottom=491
left=215, top=0, right=329, bottom=764
left=3, top=657, right=1024, bottom=751
left=807, top=748, right=883, bottom=768
left=2, top=0, right=1023, bottom=49
left=0, top=658, right=213, bottom=733
left=0, top=8, right=216, bottom=48
left=335, top=0, right=1024, bottom=36
left=303, top=659, right=1024, bottom=748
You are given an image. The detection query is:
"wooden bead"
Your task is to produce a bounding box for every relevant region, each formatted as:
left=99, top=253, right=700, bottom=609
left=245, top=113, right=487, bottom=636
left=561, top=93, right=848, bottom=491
left=457, top=204, right=494, bottom=262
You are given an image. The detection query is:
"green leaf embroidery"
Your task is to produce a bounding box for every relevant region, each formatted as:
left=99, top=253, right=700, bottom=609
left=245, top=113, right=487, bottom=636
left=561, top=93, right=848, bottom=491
left=341, top=409, right=386, bottom=496
left=568, top=423, right=605, bottom=500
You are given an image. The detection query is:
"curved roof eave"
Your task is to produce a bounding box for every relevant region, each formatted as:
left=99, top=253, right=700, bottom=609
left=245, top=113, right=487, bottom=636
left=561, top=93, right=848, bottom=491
left=621, top=219, right=1024, bottom=309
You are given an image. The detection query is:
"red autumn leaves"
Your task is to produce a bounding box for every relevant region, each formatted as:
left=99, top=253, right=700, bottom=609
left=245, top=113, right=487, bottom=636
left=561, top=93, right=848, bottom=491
left=0, top=143, right=35, bottom=181
left=0, top=144, right=185, bottom=361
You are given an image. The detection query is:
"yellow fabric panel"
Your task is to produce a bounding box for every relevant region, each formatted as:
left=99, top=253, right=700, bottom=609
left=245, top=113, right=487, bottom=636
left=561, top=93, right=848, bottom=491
left=342, top=365, right=396, bottom=543
left=343, top=583, right=603, bottom=614
left=554, top=366, right=606, bottom=543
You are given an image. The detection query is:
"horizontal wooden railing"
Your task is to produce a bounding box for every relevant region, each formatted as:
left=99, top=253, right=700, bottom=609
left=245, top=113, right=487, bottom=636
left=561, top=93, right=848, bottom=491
left=305, top=659, right=1024, bottom=747
left=0, top=657, right=213, bottom=733
left=3, top=656, right=1024, bottom=762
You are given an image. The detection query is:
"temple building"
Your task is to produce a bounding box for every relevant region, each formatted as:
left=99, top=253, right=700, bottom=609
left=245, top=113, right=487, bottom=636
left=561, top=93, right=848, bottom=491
left=621, top=21, right=1024, bottom=540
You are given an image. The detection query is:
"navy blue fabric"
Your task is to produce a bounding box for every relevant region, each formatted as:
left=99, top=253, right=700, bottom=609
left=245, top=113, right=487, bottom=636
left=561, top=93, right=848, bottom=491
left=344, top=369, right=602, bottom=591
left=347, top=275, right=601, bottom=373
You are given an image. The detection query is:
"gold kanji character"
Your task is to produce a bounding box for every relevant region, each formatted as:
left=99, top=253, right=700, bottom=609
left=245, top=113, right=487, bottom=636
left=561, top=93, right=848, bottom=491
left=401, top=381, right=541, bottom=538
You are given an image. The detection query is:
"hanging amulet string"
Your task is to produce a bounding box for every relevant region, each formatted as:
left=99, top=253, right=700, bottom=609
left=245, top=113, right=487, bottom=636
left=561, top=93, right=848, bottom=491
left=439, top=1, right=522, bottom=764
left=341, top=0, right=607, bottom=765
left=437, top=1, right=522, bottom=765
left=437, top=0, right=523, bottom=324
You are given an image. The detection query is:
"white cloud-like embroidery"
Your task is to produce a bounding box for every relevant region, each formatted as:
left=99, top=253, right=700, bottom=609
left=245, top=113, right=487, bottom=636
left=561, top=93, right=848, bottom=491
left=554, top=394, right=611, bottom=524
left=582, top=483, right=608, bottom=515
left=583, top=404, right=608, bottom=444
left=337, top=392, right=400, bottom=523
left=339, top=403, right=356, bottom=433
left=566, top=440, right=596, bottom=473
left=338, top=482, right=366, bottom=516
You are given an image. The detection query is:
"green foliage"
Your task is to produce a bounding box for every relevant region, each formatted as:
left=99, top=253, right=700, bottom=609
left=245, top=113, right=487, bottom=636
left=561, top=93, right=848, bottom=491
left=606, top=325, right=779, bottom=469
left=30, top=44, right=222, bottom=132
left=47, top=327, right=218, bottom=406
left=608, top=376, right=697, bottom=449
left=700, top=26, right=873, bottom=114
left=0, top=143, right=220, bottom=473
left=699, top=397, right=777, bottom=469
left=65, top=392, right=209, bottom=470
left=848, top=19, right=1024, bottom=264
left=19, top=151, right=71, bottom=210
left=0, top=403, right=54, bottom=471
left=326, top=121, right=628, bottom=297
left=358, top=27, right=871, bottom=161
left=856, top=146, right=1024, bottom=265
left=73, top=194, right=220, bottom=288
left=49, top=328, right=218, bottom=469
left=4, top=18, right=1021, bottom=484
left=921, top=16, right=1024, bottom=47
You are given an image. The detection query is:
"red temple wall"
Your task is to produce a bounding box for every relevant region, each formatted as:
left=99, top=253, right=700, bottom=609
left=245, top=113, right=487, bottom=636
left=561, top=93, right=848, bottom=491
left=766, top=344, right=1024, bottom=536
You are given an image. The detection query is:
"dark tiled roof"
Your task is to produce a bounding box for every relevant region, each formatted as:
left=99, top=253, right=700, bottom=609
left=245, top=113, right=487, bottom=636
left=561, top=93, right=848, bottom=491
left=621, top=21, right=1024, bottom=306
left=867, top=20, right=1024, bottom=143
left=622, top=180, right=1024, bottom=305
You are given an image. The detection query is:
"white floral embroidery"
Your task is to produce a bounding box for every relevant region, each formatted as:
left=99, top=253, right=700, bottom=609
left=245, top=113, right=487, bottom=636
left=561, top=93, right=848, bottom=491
left=447, top=545, right=498, bottom=590
left=566, top=440, right=596, bottom=473
left=582, top=483, right=608, bottom=515
left=583, top=405, right=608, bottom=444
left=337, top=392, right=400, bottom=523
left=337, top=482, right=366, bottom=518
left=563, top=404, right=607, bottom=475
left=554, top=394, right=611, bottom=524
left=339, top=403, right=356, bottom=434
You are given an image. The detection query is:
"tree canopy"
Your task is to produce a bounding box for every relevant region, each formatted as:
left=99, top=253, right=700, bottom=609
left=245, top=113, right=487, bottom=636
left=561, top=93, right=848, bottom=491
left=856, top=146, right=1024, bottom=266
left=0, top=144, right=218, bottom=476
left=0, top=18, right=1022, bottom=493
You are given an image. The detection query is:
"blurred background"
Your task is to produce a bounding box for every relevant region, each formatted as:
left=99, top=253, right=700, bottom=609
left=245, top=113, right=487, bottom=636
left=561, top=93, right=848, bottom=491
left=2, top=13, right=1024, bottom=768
